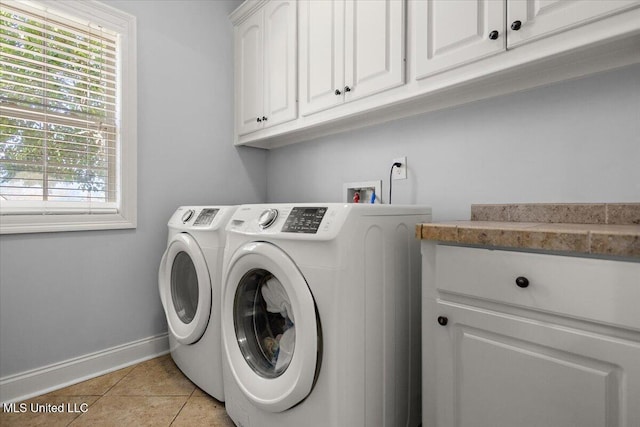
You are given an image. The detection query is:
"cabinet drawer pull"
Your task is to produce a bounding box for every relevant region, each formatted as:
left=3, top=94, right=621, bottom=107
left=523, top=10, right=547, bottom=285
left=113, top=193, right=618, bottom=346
left=256, top=118, right=262, bottom=123
left=515, top=276, right=529, bottom=288
left=262, top=116, right=268, bottom=121
left=344, top=85, right=351, bottom=92
left=511, top=20, right=522, bottom=31
left=437, top=316, right=448, bottom=326
left=335, top=89, right=342, bottom=95
left=488, top=30, right=499, bottom=40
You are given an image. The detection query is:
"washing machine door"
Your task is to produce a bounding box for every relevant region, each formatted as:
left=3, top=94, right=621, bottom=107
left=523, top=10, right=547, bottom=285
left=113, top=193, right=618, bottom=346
left=222, top=242, right=320, bottom=413
left=158, top=233, right=211, bottom=344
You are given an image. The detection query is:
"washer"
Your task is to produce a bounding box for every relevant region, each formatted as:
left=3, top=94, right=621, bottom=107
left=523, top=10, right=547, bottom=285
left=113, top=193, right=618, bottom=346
left=158, top=205, right=237, bottom=401
left=221, top=203, right=431, bottom=426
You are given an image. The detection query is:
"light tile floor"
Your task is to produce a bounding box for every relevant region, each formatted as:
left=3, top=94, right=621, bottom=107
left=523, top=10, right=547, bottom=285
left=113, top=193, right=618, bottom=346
left=0, top=355, right=236, bottom=427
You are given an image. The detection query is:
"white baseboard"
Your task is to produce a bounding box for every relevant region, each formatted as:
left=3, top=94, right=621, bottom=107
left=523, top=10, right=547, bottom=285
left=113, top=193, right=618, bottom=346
left=0, top=333, right=169, bottom=404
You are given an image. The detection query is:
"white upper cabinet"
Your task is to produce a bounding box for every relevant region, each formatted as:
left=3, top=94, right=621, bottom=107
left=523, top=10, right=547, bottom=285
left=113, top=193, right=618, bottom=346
left=507, top=0, right=640, bottom=48
left=263, top=0, right=297, bottom=126
left=344, top=0, right=405, bottom=103
left=299, top=0, right=345, bottom=117
left=235, top=0, right=297, bottom=136
left=413, top=0, right=640, bottom=80
left=236, top=10, right=264, bottom=135
left=414, top=0, right=506, bottom=80
left=300, top=0, right=405, bottom=116
left=232, top=0, right=640, bottom=148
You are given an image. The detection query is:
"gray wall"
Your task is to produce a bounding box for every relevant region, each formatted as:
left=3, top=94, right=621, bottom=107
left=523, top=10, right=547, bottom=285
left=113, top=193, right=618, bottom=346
left=266, top=64, right=640, bottom=220
left=0, top=0, right=261, bottom=378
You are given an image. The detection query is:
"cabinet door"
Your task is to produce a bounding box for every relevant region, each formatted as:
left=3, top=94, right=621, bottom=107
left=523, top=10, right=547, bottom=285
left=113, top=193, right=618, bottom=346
left=343, top=0, right=405, bottom=102
left=425, top=299, right=640, bottom=427
left=263, top=0, right=297, bottom=127
left=299, top=0, right=345, bottom=116
left=236, top=10, right=264, bottom=135
left=507, top=0, right=640, bottom=48
left=413, top=0, right=505, bottom=80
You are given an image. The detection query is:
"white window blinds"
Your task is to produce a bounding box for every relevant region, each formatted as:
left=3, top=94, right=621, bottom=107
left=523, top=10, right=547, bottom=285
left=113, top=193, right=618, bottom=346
left=1, top=1, right=119, bottom=214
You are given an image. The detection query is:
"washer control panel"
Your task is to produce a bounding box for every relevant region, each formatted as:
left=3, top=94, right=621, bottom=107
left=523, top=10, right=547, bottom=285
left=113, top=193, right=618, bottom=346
left=193, top=208, right=219, bottom=226
left=282, top=207, right=327, bottom=233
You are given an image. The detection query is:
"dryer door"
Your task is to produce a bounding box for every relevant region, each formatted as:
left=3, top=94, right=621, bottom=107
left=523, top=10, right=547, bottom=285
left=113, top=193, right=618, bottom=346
left=158, top=233, right=212, bottom=344
left=222, top=242, right=320, bottom=413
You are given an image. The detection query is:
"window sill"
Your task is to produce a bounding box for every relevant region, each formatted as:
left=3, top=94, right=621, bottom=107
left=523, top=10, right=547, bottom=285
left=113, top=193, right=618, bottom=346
left=0, top=212, right=136, bottom=234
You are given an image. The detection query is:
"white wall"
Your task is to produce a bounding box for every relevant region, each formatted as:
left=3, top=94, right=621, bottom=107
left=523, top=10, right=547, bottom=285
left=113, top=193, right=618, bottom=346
left=266, top=64, right=640, bottom=220
left=0, top=0, right=261, bottom=378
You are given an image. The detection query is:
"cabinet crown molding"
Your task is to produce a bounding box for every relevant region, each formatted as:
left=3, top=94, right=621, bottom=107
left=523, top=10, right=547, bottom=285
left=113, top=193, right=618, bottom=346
left=229, top=0, right=268, bottom=25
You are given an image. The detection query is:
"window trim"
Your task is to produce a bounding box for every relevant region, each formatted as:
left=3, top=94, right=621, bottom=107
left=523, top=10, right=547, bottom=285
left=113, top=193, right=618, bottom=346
left=0, top=0, right=137, bottom=234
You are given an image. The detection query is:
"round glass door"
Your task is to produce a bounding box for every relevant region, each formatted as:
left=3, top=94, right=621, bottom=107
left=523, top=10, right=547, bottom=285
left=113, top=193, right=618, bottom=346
left=159, top=233, right=212, bottom=344
left=222, top=242, right=319, bottom=413
left=171, top=251, right=199, bottom=324
left=234, top=268, right=296, bottom=378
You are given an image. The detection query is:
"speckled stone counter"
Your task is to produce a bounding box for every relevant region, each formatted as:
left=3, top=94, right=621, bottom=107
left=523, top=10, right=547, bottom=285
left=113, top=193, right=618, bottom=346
left=417, top=203, right=640, bottom=259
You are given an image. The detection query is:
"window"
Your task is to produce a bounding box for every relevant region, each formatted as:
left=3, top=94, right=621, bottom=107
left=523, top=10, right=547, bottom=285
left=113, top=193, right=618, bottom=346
left=0, top=0, right=136, bottom=234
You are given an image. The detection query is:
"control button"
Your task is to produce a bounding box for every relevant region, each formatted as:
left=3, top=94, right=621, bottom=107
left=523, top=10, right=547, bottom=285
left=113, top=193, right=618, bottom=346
left=258, top=209, right=279, bottom=229
left=181, top=209, right=195, bottom=223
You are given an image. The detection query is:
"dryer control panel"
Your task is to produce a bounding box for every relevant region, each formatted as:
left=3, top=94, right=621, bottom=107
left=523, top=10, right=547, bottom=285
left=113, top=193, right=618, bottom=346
left=282, top=207, right=327, bottom=233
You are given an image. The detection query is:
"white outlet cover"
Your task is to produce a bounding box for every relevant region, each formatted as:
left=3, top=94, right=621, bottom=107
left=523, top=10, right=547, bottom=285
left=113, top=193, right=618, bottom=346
left=392, top=156, right=407, bottom=180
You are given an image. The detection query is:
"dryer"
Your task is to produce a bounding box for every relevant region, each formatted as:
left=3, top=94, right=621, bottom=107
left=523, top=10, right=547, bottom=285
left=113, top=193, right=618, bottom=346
left=158, top=205, right=236, bottom=401
left=221, top=203, right=431, bottom=426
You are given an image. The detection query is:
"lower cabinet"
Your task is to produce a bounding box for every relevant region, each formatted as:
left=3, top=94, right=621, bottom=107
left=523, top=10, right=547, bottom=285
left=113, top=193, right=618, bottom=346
left=422, top=243, right=640, bottom=427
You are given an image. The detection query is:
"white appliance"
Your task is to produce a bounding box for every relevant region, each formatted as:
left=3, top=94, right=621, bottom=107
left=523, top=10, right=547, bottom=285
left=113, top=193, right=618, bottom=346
left=158, top=205, right=237, bottom=401
left=221, top=203, right=431, bottom=427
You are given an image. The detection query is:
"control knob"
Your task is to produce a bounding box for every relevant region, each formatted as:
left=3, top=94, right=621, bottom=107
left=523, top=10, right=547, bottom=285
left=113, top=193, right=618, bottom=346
left=258, top=209, right=278, bottom=229
left=181, top=209, right=195, bottom=223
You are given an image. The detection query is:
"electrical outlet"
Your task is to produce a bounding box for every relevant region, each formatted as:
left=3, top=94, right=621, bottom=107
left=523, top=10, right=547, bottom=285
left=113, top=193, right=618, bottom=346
left=392, top=156, right=407, bottom=180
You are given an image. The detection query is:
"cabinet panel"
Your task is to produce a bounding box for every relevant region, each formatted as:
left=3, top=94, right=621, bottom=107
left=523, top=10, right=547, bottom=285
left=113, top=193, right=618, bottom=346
left=435, top=245, right=640, bottom=331
left=299, top=0, right=345, bottom=116
left=414, top=0, right=505, bottom=80
left=236, top=11, right=264, bottom=135
left=427, top=300, right=640, bottom=427
left=507, top=0, right=640, bottom=48
left=344, top=0, right=405, bottom=101
left=264, top=0, right=297, bottom=127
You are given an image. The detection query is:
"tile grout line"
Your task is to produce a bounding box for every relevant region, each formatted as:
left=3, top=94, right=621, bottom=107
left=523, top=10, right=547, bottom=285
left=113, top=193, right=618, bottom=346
left=168, top=388, right=197, bottom=426
left=65, top=364, right=141, bottom=426
left=64, top=395, right=103, bottom=427
left=103, top=364, right=139, bottom=396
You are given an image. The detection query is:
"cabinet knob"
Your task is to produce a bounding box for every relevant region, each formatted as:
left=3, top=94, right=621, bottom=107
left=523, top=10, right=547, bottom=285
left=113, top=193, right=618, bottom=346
left=344, top=86, right=351, bottom=92
left=262, top=116, right=267, bottom=121
left=511, top=20, right=522, bottom=31
left=256, top=118, right=262, bottom=123
left=488, top=30, right=499, bottom=40
left=437, top=316, right=448, bottom=326
left=335, top=89, right=342, bottom=95
left=515, top=276, right=529, bottom=288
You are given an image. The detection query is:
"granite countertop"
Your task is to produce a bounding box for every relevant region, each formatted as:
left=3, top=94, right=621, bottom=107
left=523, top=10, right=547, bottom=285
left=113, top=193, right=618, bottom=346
left=416, top=203, right=640, bottom=259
